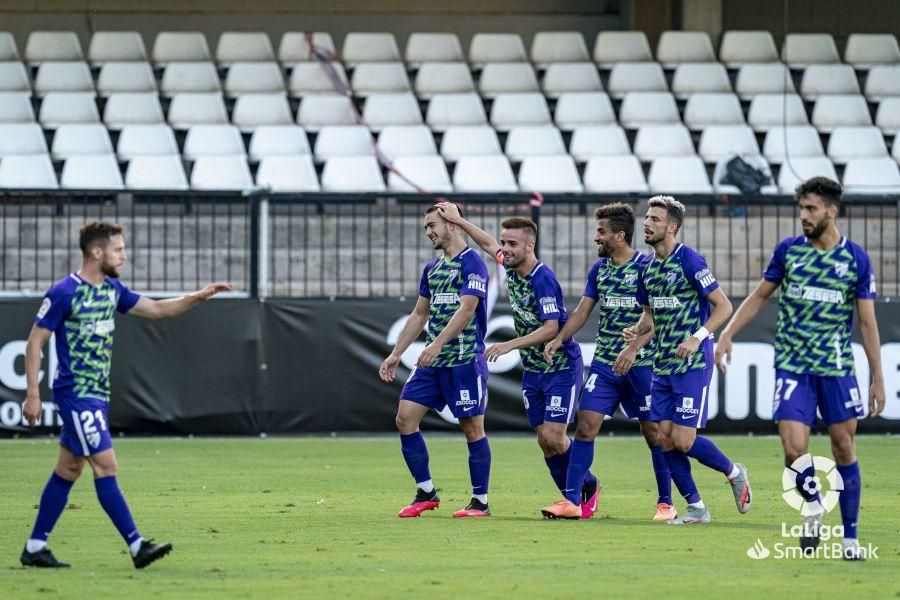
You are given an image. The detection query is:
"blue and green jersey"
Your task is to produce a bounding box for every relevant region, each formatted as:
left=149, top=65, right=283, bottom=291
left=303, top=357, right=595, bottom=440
left=763, top=235, right=876, bottom=376
left=418, top=247, right=488, bottom=367
left=35, top=272, right=140, bottom=400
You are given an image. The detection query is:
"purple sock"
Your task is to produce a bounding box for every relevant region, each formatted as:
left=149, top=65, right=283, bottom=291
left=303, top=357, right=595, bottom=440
left=564, top=439, right=594, bottom=504
left=544, top=446, right=570, bottom=493
left=789, top=460, right=823, bottom=505
left=400, top=431, right=432, bottom=485
left=29, top=472, right=74, bottom=542
left=686, top=436, right=735, bottom=477
left=650, top=445, right=672, bottom=505
left=664, top=449, right=701, bottom=504
left=94, top=476, right=141, bottom=545
left=467, top=437, right=491, bottom=496
left=836, top=462, right=860, bottom=539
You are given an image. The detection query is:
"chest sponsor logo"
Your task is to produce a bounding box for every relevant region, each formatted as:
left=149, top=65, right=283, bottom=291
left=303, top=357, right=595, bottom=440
left=650, top=296, right=682, bottom=309
left=602, top=295, right=638, bottom=308
left=467, top=273, right=487, bottom=293
left=511, top=302, right=540, bottom=325
left=79, top=318, right=115, bottom=336
left=786, top=284, right=844, bottom=304
left=432, top=292, right=460, bottom=305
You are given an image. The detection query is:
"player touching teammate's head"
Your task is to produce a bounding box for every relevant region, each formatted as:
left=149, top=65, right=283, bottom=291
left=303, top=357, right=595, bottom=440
left=79, top=221, right=126, bottom=278
left=644, top=195, right=685, bottom=244
left=424, top=203, right=465, bottom=250
left=594, top=203, right=635, bottom=257
left=499, top=217, right=537, bottom=268
left=795, top=177, right=841, bottom=240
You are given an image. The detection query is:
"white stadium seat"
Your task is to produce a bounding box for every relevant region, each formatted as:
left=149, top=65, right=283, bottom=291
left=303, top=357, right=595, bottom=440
left=593, top=31, right=652, bottom=67
left=414, top=62, right=475, bottom=98
left=0, top=92, right=35, bottom=122
left=0, top=123, right=48, bottom=156
left=864, top=66, right=900, bottom=101
left=811, top=95, right=872, bottom=132
left=583, top=155, right=648, bottom=193
left=34, top=61, right=94, bottom=96
left=25, top=31, right=83, bottom=64
left=490, top=92, right=551, bottom=131
left=776, top=156, right=838, bottom=193
left=747, top=94, right=809, bottom=132
left=97, top=62, right=157, bottom=96
left=297, top=94, right=357, bottom=131
left=469, top=33, right=527, bottom=66
left=153, top=32, right=211, bottom=65
left=426, top=93, right=487, bottom=131
left=619, top=92, right=680, bottom=128
left=781, top=33, right=840, bottom=68
left=453, top=155, right=517, bottom=192
left=351, top=62, right=411, bottom=96
left=656, top=31, right=716, bottom=67
left=167, top=93, right=228, bottom=129
left=875, top=97, right=900, bottom=134
left=504, top=125, right=566, bottom=161
left=117, top=124, right=179, bottom=161
left=0, top=61, right=30, bottom=92
left=440, top=125, right=500, bottom=161
left=103, top=92, right=165, bottom=129
left=343, top=33, right=400, bottom=65
left=0, top=33, right=19, bottom=61
left=518, top=155, right=583, bottom=193
left=683, top=93, right=745, bottom=129
left=763, top=125, right=826, bottom=164
left=698, top=125, right=761, bottom=162
left=216, top=32, right=275, bottom=66
left=531, top=31, right=589, bottom=66
left=607, top=62, right=667, bottom=98
left=542, top=63, right=602, bottom=97
left=248, top=125, right=310, bottom=161
left=39, top=92, right=99, bottom=128
left=190, top=155, right=253, bottom=190
left=671, top=63, right=731, bottom=99
left=844, top=34, right=900, bottom=69
left=826, top=126, right=888, bottom=164
left=51, top=124, right=113, bottom=160
left=279, top=32, right=335, bottom=63
left=554, top=91, right=616, bottom=130
left=289, top=62, right=347, bottom=97
left=633, top=124, right=695, bottom=160
left=800, top=65, right=861, bottom=100
left=321, top=155, right=386, bottom=192
left=314, top=125, right=373, bottom=162
left=0, top=154, right=57, bottom=188
left=362, top=93, right=423, bottom=130
left=377, top=125, right=437, bottom=158
left=232, top=94, right=293, bottom=132
left=718, top=31, right=779, bottom=67
left=735, top=63, right=795, bottom=100
left=183, top=124, right=246, bottom=160
left=224, top=62, right=285, bottom=97
left=61, top=154, right=123, bottom=189
left=479, top=63, right=539, bottom=97
left=125, top=155, right=188, bottom=190
left=89, top=31, right=147, bottom=64
left=648, top=156, right=713, bottom=193
left=161, top=62, right=221, bottom=96
left=569, top=125, right=630, bottom=162
left=405, top=33, right=464, bottom=65
left=256, top=155, right=320, bottom=192
left=842, top=157, right=900, bottom=193
left=387, top=155, right=452, bottom=193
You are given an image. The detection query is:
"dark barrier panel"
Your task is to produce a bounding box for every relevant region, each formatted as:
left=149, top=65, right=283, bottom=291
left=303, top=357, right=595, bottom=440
left=1, top=297, right=899, bottom=435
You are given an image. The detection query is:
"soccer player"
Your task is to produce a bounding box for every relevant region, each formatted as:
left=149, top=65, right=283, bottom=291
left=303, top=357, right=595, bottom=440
left=434, top=202, right=600, bottom=519
left=624, top=196, right=751, bottom=525
left=20, top=221, right=231, bottom=569
left=715, top=177, right=883, bottom=560
left=540, top=203, right=674, bottom=521
left=379, top=205, right=492, bottom=518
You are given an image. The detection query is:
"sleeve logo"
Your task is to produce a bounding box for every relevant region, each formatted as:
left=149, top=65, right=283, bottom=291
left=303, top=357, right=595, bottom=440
left=539, top=296, right=558, bottom=314
left=467, top=273, right=487, bottom=293
left=694, top=268, right=716, bottom=288
left=869, top=273, right=877, bottom=294
left=37, top=298, right=51, bottom=319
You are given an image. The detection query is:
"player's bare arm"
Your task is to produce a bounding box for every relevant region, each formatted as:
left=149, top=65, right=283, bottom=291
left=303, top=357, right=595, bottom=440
left=486, top=319, right=558, bottom=363
left=715, top=279, right=780, bottom=372
left=22, top=324, right=53, bottom=427
left=128, top=282, right=232, bottom=320
left=417, top=294, right=479, bottom=369
left=624, top=306, right=654, bottom=343
left=544, top=296, right=595, bottom=364
left=857, top=298, right=885, bottom=417
left=435, top=202, right=501, bottom=258
left=675, top=287, right=732, bottom=359
left=380, top=296, right=430, bottom=382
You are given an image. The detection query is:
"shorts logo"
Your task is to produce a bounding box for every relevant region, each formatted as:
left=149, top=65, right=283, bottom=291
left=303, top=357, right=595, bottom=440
left=675, top=396, right=700, bottom=417
left=539, top=296, right=558, bottom=315
left=548, top=395, right=567, bottom=417
left=457, top=389, right=478, bottom=408
left=834, top=262, right=848, bottom=278
left=86, top=431, right=101, bottom=449
left=37, top=298, right=51, bottom=319
left=640, top=394, right=651, bottom=412
left=467, top=273, right=487, bottom=293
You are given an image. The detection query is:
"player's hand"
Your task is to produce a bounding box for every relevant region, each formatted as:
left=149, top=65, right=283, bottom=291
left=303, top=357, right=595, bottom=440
left=485, top=341, right=514, bottom=362
left=196, top=282, right=233, bottom=300
left=417, top=342, right=442, bottom=368
left=613, top=347, right=636, bottom=375
left=869, top=376, right=886, bottom=418
left=23, top=390, right=42, bottom=427
left=675, top=336, right=701, bottom=359
left=543, top=338, right=562, bottom=365
left=435, top=201, right=464, bottom=224
left=623, top=326, right=640, bottom=343
left=379, top=354, right=401, bottom=382
left=714, top=335, right=733, bottom=373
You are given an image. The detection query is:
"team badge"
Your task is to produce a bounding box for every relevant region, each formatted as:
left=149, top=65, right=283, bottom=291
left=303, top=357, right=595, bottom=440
left=666, top=271, right=678, bottom=285
left=624, top=273, right=637, bottom=285
left=834, top=262, right=848, bottom=278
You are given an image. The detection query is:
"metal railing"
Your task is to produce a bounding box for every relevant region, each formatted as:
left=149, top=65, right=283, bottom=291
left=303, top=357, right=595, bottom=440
left=2, top=190, right=897, bottom=299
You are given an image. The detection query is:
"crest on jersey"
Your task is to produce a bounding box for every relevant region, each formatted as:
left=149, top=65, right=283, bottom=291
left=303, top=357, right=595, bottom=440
left=833, top=262, right=848, bottom=278
left=624, top=273, right=637, bottom=285
left=666, top=271, right=678, bottom=285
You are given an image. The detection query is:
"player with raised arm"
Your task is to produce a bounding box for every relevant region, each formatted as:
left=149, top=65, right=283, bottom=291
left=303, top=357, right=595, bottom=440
left=540, top=203, right=674, bottom=521
left=715, top=177, right=883, bottom=560
left=20, top=221, right=231, bottom=569
left=625, top=196, right=751, bottom=525
left=435, top=202, right=600, bottom=519
left=379, top=205, right=492, bottom=518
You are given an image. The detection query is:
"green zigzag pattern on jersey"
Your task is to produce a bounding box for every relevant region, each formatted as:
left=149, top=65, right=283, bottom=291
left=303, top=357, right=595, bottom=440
left=65, top=282, right=118, bottom=399
left=507, top=267, right=568, bottom=374
left=592, top=258, right=655, bottom=368
left=425, top=256, right=480, bottom=368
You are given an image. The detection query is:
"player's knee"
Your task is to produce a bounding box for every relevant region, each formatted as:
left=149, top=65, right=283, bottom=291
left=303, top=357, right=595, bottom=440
left=394, top=412, right=415, bottom=433
left=573, top=422, right=596, bottom=442
left=639, top=423, right=659, bottom=447
left=831, top=435, right=856, bottom=463
left=673, top=437, right=693, bottom=453
left=540, top=429, right=567, bottom=455
left=55, top=462, right=83, bottom=481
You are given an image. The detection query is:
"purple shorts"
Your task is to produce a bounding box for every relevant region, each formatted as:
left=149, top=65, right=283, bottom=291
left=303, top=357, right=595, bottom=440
left=648, top=367, right=712, bottom=429
left=54, top=388, right=113, bottom=456
left=580, top=362, right=653, bottom=420
left=521, top=356, right=584, bottom=429
left=772, top=369, right=864, bottom=427
left=401, top=358, right=489, bottom=419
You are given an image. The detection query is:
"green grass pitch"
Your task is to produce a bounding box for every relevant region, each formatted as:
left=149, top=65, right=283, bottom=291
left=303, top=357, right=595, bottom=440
left=1, top=435, right=897, bottom=599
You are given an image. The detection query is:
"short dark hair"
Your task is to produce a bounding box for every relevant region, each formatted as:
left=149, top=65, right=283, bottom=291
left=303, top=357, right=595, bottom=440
left=594, top=203, right=635, bottom=244
left=647, top=195, right=685, bottom=233
left=79, top=221, right=123, bottom=256
left=795, top=176, right=842, bottom=208
left=501, top=216, right=537, bottom=238
left=425, top=203, right=465, bottom=219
